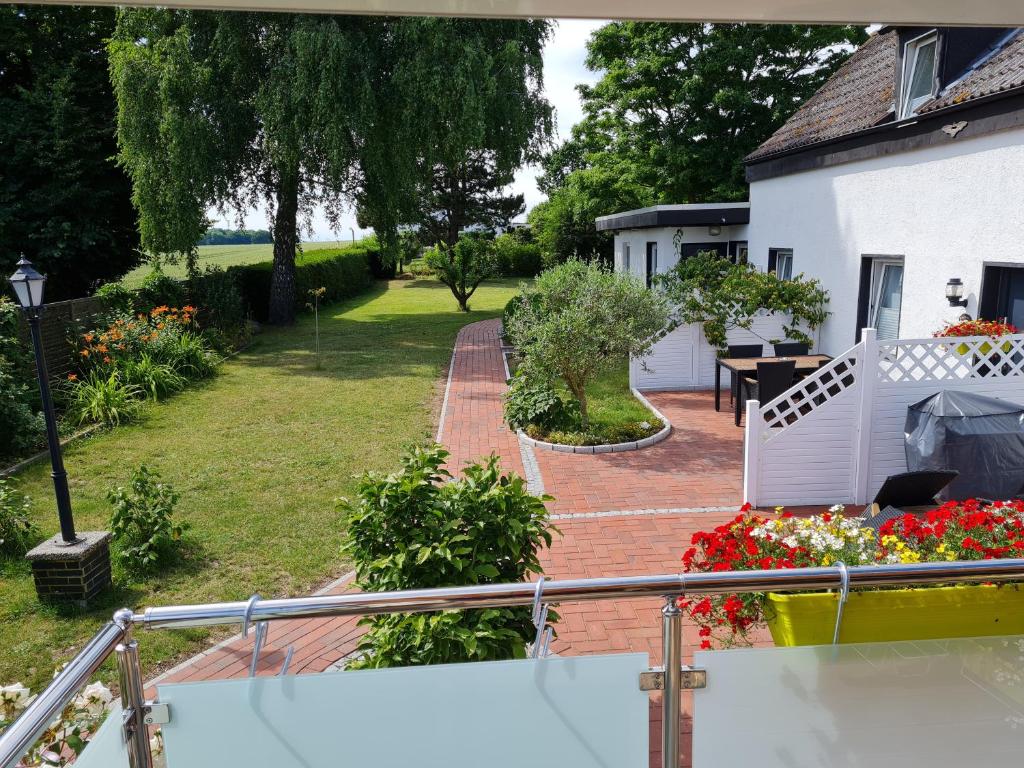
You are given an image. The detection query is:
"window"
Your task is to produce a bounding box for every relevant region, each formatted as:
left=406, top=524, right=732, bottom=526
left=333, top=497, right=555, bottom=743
left=622, top=242, right=631, bottom=273
left=866, top=258, right=904, bottom=341
left=900, top=32, right=939, bottom=118
left=729, top=241, right=749, bottom=266
left=645, top=242, right=657, bottom=288
left=767, top=248, right=793, bottom=281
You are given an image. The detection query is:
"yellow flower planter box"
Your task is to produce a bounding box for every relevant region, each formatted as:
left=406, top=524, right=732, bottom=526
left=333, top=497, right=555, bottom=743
left=956, top=340, right=1012, bottom=356
left=765, top=584, right=1024, bottom=646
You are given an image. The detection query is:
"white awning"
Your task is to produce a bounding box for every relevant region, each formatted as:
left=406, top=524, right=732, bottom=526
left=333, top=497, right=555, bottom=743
left=20, top=0, right=1024, bottom=26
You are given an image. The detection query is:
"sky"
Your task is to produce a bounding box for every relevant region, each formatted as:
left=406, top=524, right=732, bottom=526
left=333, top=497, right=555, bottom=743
left=206, top=19, right=606, bottom=243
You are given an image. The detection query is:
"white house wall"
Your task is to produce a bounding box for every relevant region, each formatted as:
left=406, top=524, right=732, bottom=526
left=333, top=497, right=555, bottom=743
left=747, top=127, right=1024, bottom=356
left=613, top=225, right=748, bottom=280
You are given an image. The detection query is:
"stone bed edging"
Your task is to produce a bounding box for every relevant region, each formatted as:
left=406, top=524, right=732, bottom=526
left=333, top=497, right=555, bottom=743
left=500, top=344, right=673, bottom=454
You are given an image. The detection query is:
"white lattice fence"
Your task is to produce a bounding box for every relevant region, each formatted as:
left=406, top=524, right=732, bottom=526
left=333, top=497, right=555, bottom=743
left=878, top=335, right=1024, bottom=383
left=744, top=342, right=866, bottom=506
left=745, top=331, right=1024, bottom=507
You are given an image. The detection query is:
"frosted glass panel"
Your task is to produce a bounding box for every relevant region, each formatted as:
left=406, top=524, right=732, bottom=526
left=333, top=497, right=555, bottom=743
left=159, top=653, right=648, bottom=767
left=75, top=704, right=129, bottom=768
left=694, top=635, right=1024, bottom=767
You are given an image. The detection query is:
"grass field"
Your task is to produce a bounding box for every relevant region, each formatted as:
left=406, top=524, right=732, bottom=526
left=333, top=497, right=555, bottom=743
left=0, top=276, right=520, bottom=690
left=121, top=241, right=357, bottom=287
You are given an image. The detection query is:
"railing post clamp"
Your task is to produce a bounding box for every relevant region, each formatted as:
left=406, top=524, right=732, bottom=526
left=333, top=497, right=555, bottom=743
left=142, top=702, right=170, bottom=726
left=640, top=666, right=707, bottom=691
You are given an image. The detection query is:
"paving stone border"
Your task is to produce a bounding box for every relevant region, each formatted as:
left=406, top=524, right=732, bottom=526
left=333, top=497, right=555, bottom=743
left=515, top=386, right=673, bottom=454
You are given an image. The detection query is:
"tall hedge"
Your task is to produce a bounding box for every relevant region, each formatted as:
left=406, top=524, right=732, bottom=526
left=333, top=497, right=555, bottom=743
left=229, top=247, right=374, bottom=321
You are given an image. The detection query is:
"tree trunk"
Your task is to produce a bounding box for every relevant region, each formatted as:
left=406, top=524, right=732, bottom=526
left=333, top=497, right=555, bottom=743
left=568, top=380, right=589, bottom=430
left=268, top=165, right=300, bottom=325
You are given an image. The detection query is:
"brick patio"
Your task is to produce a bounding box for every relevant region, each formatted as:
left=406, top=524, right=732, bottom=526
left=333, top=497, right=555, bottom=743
left=149, top=317, right=765, bottom=766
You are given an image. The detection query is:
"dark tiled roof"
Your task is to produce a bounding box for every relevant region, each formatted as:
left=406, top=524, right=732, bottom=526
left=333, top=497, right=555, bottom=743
left=747, top=28, right=1024, bottom=163
left=919, top=30, right=1024, bottom=113
left=745, top=31, right=897, bottom=162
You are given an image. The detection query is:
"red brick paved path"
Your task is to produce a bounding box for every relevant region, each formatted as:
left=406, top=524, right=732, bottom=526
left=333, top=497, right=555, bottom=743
left=150, top=318, right=761, bottom=766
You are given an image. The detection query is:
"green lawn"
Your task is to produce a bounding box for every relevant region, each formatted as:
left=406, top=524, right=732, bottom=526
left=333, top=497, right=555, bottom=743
left=121, top=241, right=356, bottom=287
left=0, top=277, right=520, bottom=690
left=580, top=362, right=659, bottom=431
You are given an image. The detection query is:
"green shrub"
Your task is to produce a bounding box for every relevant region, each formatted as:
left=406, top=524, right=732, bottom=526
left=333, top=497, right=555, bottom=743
left=150, top=331, right=217, bottom=379
left=93, top=282, right=136, bottom=315
left=0, top=480, right=38, bottom=557
left=108, top=465, right=184, bottom=574
left=187, top=266, right=247, bottom=341
left=505, top=260, right=670, bottom=429
left=493, top=234, right=542, bottom=277
left=135, top=268, right=187, bottom=313
left=119, top=353, right=187, bottom=401
left=0, top=299, right=43, bottom=459
left=65, top=370, right=140, bottom=426
left=229, top=247, right=373, bottom=321
left=424, top=234, right=497, bottom=312
left=503, top=369, right=576, bottom=432
left=341, top=444, right=554, bottom=668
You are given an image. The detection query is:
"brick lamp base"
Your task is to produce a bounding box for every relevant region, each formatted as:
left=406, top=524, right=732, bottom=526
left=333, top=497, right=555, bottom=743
left=25, top=531, right=112, bottom=606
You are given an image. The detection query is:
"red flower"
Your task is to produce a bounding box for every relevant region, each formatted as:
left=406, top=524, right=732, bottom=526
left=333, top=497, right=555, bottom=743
left=699, top=640, right=712, bottom=650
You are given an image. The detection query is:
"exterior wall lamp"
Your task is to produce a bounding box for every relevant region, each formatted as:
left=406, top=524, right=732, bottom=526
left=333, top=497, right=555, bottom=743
left=945, top=277, right=969, bottom=307
left=708, top=225, right=722, bottom=237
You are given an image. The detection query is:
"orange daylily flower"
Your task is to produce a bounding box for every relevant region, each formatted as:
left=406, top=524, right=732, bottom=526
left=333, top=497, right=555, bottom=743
left=67, top=374, right=78, bottom=381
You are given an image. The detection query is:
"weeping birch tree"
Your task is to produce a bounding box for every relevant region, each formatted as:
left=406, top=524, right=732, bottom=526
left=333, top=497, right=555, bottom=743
left=109, top=11, right=551, bottom=324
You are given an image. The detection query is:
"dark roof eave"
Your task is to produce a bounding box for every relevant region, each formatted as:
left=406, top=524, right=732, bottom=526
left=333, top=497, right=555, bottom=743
left=595, top=206, right=750, bottom=232
left=744, top=84, right=1024, bottom=169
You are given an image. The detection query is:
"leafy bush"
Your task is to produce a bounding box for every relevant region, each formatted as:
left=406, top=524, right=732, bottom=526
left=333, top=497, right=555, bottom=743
left=493, top=234, right=542, bottom=277
left=656, top=250, right=830, bottom=352
left=0, top=299, right=43, bottom=459
left=341, top=444, right=554, bottom=668
left=150, top=330, right=217, bottom=379
left=187, top=266, right=247, bottom=341
left=424, top=234, right=497, bottom=312
left=119, top=353, right=187, bottom=401
left=135, top=268, right=187, bottom=313
left=93, top=281, right=136, bottom=315
left=503, top=369, right=576, bottom=432
left=65, top=370, right=140, bottom=426
left=0, top=480, right=38, bottom=557
left=505, top=260, right=670, bottom=429
left=229, top=247, right=373, bottom=321
left=108, top=465, right=184, bottom=574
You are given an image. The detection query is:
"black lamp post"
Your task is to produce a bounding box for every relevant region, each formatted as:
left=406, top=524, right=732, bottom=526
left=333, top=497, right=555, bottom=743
left=8, top=256, right=78, bottom=545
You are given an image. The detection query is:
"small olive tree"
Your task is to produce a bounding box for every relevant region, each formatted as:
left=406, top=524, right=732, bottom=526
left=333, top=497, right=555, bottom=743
left=506, top=260, right=670, bottom=429
left=425, top=233, right=497, bottom=311
left=655, top=251, right=830, bottom=352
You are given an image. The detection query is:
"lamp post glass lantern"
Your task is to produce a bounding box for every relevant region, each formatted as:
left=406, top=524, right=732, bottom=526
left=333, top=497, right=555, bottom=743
left=8, top=256, right=78, bottom=544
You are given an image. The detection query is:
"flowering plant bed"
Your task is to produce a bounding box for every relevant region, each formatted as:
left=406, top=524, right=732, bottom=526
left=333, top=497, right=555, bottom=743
left=681, top=500, right=1024, bottom=648
left=934, top=318, right=1018, bottom=356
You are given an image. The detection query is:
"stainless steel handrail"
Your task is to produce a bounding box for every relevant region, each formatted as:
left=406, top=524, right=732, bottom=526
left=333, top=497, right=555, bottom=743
left=138, top=558, right=1024, bottom=629
left=4, top=557, right=1024, bottom=768
left=0, top=620, right=128, bottom=768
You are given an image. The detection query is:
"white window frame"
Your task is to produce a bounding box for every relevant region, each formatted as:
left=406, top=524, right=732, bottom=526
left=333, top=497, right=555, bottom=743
left=622, top=242, right=631, bottom=273
left=769, top=247, right=794, bottom=280
left=900, top=31, right=939, bottom=119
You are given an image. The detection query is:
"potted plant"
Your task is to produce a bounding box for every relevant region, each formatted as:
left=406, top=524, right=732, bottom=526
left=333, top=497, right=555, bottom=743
left=680, top=501, right=1024, bottom=648
left=934, top=318, right=1018, bottom=356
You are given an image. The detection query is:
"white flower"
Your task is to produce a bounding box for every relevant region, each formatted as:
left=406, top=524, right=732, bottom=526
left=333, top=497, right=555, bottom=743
left=76, top=682, right=113, bottom=718
left=639, top=421, right=652, bottom=430
left=829, top=504, right=845, bottom=514
left=1, top=683, right=33, bottom=720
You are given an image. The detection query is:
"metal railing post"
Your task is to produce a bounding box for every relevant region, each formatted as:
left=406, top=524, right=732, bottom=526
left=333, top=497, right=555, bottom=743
left=116, top=639, right=153, bottom=768
left=661, top=596, right=682, bottom=768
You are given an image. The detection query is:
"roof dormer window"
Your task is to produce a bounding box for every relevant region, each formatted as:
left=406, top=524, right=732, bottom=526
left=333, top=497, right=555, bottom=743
left=900, top=32, right=939, bottom=118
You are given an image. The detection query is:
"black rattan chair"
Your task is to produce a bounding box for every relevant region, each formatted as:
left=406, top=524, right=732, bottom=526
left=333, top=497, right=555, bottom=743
left=737, top=359, right=796, bottom=426
left=774, top=342, right=810, bottom=357
left=727, top=343, right=764, bottom=405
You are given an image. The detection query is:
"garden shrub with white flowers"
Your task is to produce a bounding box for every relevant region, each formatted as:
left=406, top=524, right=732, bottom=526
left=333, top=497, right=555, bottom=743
left=680, top=499, right=1024, bottom=649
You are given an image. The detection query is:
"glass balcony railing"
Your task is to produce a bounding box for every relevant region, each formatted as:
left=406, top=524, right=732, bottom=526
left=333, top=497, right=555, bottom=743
left=3, top=559, right=1024, bottom=768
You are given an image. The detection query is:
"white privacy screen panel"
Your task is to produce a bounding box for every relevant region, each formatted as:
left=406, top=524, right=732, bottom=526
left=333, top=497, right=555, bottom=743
left=693, top=635, right=1024, bottom=767
left=74, top=704, right=130, bottom=768
left=158, top=653, right=649, bottom=768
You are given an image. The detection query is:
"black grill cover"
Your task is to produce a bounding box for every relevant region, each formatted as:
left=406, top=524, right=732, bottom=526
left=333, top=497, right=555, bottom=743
left=905, top=390, right=1024, bottom=501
